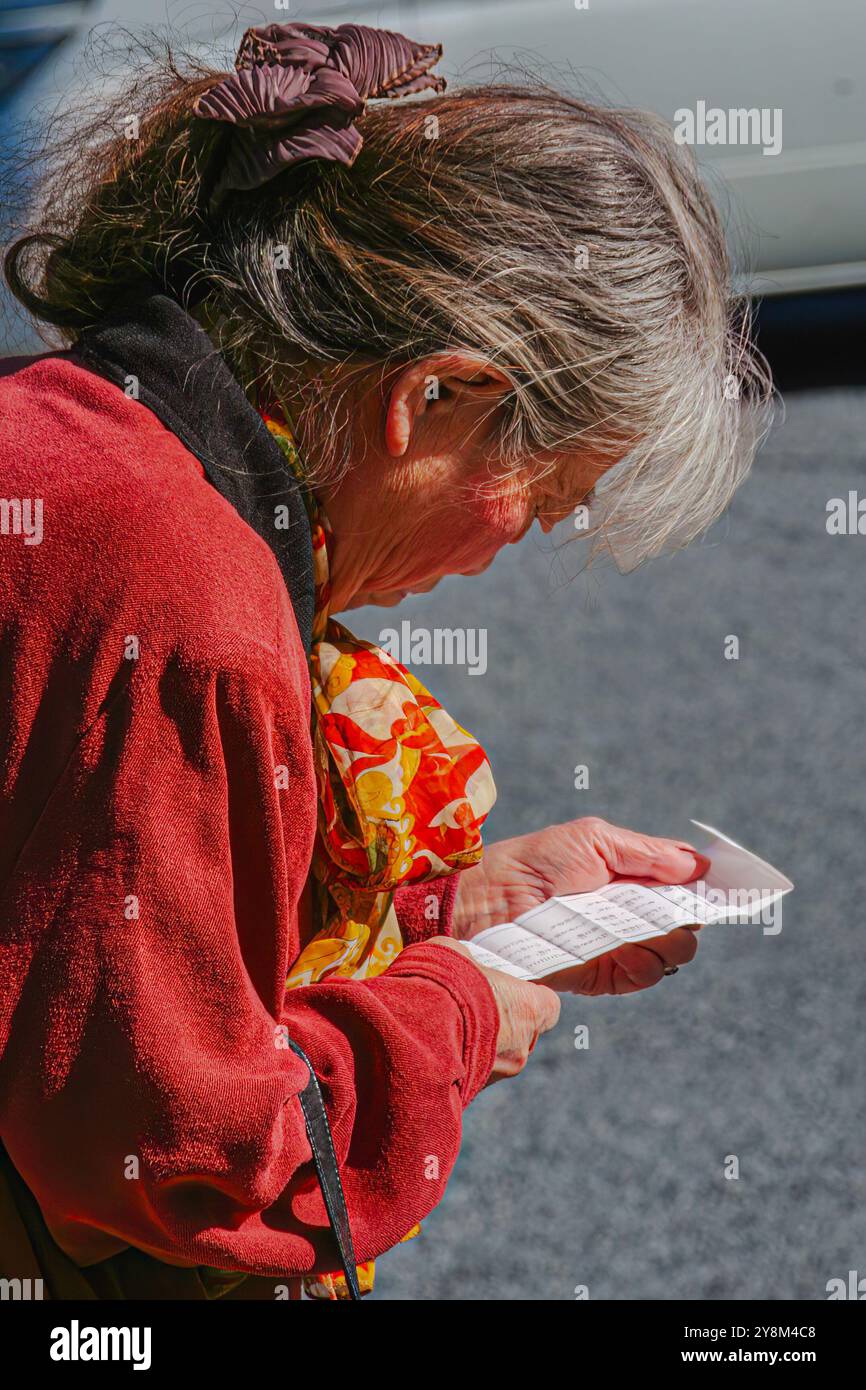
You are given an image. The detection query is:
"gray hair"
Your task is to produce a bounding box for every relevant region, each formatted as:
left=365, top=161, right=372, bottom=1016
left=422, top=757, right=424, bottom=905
left=5, top=60, right=772, bottom=565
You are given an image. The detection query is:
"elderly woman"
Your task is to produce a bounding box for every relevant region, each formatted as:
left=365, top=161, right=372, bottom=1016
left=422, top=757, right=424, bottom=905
left=0, top=23, right=768, bottom=1299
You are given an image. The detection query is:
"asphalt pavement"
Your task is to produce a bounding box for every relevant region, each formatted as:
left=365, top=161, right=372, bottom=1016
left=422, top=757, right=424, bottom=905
left=352, top=386, right=866, bottom=1300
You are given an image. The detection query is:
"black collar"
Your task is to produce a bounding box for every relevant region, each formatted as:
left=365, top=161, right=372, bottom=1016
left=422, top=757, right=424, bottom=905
left=73, top=292, right=315, bottom=653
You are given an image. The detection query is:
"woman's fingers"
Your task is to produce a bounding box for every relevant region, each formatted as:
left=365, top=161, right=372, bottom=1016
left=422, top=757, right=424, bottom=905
left=609, top=941, right=667, bottom=991
left=652, top=926, right=700, bottom=965
left=426, top=936, right=561, bottom=1083
left=581, top=817, right=711, bottom=884
left=484, top=976, right=561, bottom=1082
left=543, top=927, right=700, bottom=995
left=608, top=929, right=699, bottom=991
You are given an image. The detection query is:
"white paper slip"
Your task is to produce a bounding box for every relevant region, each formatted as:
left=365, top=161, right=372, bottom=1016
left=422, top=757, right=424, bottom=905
left=465, top=821, right=793, bottom=982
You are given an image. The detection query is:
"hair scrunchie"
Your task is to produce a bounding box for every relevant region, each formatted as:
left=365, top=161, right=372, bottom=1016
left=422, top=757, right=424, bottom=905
left=193, top=22, right=446, bottom=204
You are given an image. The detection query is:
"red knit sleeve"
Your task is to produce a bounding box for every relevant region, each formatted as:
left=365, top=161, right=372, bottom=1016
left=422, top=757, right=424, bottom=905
left=393, top=874, right=462, bottom=943
left=0, top=643, right=498, bottom=1278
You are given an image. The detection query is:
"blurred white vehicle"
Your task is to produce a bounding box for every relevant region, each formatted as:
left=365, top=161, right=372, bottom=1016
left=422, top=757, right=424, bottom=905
left=2, top=0, right=864, bottom=295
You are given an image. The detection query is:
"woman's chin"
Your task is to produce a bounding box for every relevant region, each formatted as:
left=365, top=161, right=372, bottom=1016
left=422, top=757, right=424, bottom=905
left=346, top=577, right=450, bottom=609
left=344, top=588, right=408, bottom=610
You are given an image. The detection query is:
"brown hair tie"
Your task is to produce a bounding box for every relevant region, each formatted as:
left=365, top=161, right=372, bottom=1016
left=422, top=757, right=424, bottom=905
left=194, top=22, right=446, bottom=205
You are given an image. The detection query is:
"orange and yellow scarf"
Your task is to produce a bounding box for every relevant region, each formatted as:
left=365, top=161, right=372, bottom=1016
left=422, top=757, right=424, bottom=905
left=263, top=411, right=497, bottom=1297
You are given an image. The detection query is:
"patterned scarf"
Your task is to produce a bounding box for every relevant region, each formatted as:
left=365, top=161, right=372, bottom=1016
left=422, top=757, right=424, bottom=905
left=262, top=410, right=497, bottom=1297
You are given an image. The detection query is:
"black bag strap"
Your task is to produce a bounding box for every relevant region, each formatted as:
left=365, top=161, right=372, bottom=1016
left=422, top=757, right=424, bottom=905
left=289, top=1043, right=361, bottom=1300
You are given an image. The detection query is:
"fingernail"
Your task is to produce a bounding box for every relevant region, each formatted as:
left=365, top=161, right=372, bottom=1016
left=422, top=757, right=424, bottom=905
left=685, top=850, right=711, bottom=875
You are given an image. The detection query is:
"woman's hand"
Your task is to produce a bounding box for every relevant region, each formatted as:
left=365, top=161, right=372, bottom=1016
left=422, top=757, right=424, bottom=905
left=452, top=817, right=711, bottom=997
left=427, top=936, right=561, bottom=1084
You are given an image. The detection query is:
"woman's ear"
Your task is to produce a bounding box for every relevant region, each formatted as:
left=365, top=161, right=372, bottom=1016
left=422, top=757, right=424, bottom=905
left=384, top=353, right=513, bottom=458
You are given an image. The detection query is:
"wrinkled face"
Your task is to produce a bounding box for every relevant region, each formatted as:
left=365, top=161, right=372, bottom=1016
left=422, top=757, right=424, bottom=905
left=346, top=455, right=608, bottom=608
left=323, top=441, right=610, bottom=612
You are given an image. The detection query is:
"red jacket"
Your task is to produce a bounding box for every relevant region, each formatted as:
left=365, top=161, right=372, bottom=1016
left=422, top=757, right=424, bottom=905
left=0, top=346, right=498, bottom=1281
